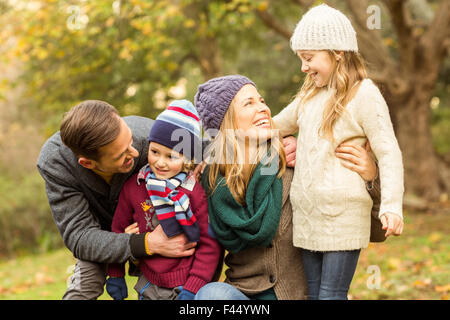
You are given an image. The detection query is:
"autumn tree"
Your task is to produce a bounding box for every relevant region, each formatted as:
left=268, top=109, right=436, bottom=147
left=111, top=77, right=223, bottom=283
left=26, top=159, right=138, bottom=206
left=255, top=0, right=450, bottom=202
left=1, top=0, right=448, bottom=202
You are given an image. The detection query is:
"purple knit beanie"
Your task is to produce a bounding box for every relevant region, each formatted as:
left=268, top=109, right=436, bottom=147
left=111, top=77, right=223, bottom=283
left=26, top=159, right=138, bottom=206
left=194, top=75, right=256, bottom=132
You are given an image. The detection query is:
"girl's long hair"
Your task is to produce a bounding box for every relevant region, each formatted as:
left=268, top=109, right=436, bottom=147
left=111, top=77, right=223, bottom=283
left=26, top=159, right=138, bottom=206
left=205, top=98, right=286, bottom=206
left=296, top=50, right=368, bottom=141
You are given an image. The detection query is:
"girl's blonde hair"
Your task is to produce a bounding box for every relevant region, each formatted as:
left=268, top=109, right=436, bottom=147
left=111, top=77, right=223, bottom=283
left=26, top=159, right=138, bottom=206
left=296, top=50, right=368, bottom=141
left=205, top=98, right=286, bottom=206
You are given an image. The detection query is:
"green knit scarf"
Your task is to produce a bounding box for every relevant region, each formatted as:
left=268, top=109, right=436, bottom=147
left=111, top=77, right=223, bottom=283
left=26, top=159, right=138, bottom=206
left=201, top=162, right=283, bottom=254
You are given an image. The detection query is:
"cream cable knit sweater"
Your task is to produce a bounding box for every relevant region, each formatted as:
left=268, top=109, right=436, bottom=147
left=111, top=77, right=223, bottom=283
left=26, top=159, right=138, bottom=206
left=273, top=79, right=404, bottom=251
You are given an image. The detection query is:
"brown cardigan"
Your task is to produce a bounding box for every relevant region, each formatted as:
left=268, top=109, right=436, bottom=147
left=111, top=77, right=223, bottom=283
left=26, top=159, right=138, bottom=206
left=221, top=167, right=381, bottom=300
left=224, top=167, right=307, bottom=300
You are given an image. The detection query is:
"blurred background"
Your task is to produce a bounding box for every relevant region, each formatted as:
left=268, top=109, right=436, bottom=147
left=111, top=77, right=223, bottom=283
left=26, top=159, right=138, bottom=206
left=0, top=0, right=448, bottom=299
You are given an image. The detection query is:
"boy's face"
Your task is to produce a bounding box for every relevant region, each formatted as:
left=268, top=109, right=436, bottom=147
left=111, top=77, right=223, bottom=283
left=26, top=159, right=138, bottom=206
left=297, top=50, right=336, bottom=88
left=148, top=141, right=185, bottom=180
left=85, top=117, right=139, bottom=175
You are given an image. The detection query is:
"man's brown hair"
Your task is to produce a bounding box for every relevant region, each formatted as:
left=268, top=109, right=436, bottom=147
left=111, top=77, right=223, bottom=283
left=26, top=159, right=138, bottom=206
left=60, top=100, right=121, bottom=160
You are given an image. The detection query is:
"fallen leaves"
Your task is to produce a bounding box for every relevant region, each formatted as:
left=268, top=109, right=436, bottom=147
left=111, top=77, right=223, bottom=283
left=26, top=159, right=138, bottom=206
left=434, top=284, right=450, bottom=293
left=434, top=284, right=450, bottom=300
left=0, top=272, right=55, bottom=296
left=351, top=210, right=449, bottom=300
left=412, top=278, right=432, bottom=288
left=428, top=232, right=443, bottom=243
left=386, top=257, right=402, bottom=270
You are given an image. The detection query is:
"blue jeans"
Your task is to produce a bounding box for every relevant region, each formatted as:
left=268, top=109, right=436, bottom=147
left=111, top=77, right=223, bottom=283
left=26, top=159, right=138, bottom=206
left=301, top=249, right=361, bottom=300
left=195, top=282, right=250, bottom=300
left=195, top=282, right=277, bottom=300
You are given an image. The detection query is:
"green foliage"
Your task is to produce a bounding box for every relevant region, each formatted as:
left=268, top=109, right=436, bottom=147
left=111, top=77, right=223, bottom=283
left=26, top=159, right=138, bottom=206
left=0, top=0, right=309, bottom=133
left=0, top=172, right=63, bottom=258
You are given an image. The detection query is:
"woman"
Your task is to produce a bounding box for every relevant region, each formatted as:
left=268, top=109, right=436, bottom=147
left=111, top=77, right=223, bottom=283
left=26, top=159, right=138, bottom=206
left=193, top=75, right=379, bottom=300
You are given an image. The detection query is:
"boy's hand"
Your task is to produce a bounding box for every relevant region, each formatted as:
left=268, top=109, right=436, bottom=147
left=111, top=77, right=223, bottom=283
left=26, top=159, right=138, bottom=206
left=177, top=288, right=196, bottom=300
left=124, top=222, right=139, bottom=234
left=283, top=136, right=297, bottom=167
left=380, top=213, right=403, bottom=237
left=106, top=277, right=128, bottom=300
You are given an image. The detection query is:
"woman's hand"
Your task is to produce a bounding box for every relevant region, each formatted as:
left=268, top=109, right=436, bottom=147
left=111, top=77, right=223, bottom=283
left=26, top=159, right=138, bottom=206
left=124, top=222, right=139, bottom=234
left=335, top=141, right=377, bottom=181
left=193, top=161, right=207, bottom=182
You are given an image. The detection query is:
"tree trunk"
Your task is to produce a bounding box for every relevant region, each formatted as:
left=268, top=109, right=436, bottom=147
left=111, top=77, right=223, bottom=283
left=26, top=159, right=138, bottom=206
left=256, top=0, right=450, bottom=202
left=387, top=83, right=441, bottom=200
left=197, top=36, right=223, bottom=80
left=182, top=0, right=223, bottom=81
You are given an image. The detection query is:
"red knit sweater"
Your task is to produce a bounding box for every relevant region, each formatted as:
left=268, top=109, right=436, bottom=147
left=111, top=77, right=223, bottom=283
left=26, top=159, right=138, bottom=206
left=107, top=173, right=221, bottom=294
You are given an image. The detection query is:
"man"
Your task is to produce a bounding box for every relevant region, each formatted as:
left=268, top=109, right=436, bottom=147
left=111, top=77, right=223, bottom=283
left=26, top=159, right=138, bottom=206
left=37, top=100, right=197, bottom=299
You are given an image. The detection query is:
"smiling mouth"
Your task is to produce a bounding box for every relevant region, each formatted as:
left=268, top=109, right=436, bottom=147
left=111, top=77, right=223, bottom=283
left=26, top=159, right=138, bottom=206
left=123, top=158, right=134, bottom=168
left=253, top=118, right=270, bottom=128
left=154, top=167, right=169, bottom=174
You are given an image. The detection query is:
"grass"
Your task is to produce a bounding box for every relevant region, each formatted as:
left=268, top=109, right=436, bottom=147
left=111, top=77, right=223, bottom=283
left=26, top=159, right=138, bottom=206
left=0, top=210, right=448, bottom=300
left=0, top=249, right=139, bottom=300
left=350, top=209, right=450, bottom=300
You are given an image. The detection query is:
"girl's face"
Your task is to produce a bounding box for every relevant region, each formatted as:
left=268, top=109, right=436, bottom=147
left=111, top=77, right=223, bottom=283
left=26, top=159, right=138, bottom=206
left=232, top=84, right=273, bottom=141
left=148, top=142, right=185, bottom=180
left=297, top=50, right=337, bottom=87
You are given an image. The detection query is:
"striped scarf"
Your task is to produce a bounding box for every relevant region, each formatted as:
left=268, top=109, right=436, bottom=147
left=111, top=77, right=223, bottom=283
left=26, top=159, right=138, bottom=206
left=139, top=164, right=200, bottom=242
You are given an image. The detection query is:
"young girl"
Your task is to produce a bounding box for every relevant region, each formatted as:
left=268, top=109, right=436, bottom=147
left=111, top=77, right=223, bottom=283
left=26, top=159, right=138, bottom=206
left=106, top=99, right=221, bottom=300
left=273, top=4, right=404, bottom=300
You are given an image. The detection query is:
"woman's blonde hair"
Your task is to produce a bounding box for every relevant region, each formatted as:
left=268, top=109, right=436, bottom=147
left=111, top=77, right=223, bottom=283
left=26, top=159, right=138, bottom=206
left=296, top=50, right=368, bottom=141
left=205, top=98, right=286, bottom=206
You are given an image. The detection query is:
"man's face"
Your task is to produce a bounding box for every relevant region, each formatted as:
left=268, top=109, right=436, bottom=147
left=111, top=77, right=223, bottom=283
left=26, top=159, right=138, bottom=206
left=89, top=117, right=139, bottom=174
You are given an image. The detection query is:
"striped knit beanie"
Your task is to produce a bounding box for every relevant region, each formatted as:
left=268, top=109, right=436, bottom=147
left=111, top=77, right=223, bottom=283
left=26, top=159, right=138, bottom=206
left=194, top=75, right=256, bottom=133
left=148, top=99, right=202, bottom=162
left=290, top=4, right=358, bottom=52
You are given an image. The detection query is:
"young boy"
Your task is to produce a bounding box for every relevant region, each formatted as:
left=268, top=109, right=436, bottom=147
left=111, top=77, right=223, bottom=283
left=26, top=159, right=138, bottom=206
left=106, top=100, right=222, bottom=300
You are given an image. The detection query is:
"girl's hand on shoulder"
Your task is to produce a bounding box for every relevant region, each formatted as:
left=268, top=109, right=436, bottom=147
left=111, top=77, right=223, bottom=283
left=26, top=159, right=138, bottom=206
left=124, top=222, right=139, bottom=234
left=380, top=213, right=404, bottom=237
left=335, top=141, right=377, bottom=181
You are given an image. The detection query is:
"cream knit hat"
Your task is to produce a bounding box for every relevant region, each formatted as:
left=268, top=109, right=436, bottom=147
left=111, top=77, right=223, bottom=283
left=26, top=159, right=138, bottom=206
left=290, top=4, right=358, bottom=52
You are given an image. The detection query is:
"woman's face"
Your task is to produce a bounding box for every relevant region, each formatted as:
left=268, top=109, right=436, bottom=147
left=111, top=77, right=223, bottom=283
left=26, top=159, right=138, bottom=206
left=232, top=84, right=273, bottom=141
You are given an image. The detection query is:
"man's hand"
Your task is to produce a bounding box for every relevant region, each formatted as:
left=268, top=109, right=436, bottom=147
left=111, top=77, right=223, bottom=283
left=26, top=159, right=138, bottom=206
left=146, top=225, right=197, bottom=258
left=282, top=136, right=297, bottom=168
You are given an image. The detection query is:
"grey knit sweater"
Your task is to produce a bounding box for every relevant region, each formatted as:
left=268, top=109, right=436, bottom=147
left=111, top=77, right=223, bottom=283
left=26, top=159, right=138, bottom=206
left=37, top=116, right=154, bottom=263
